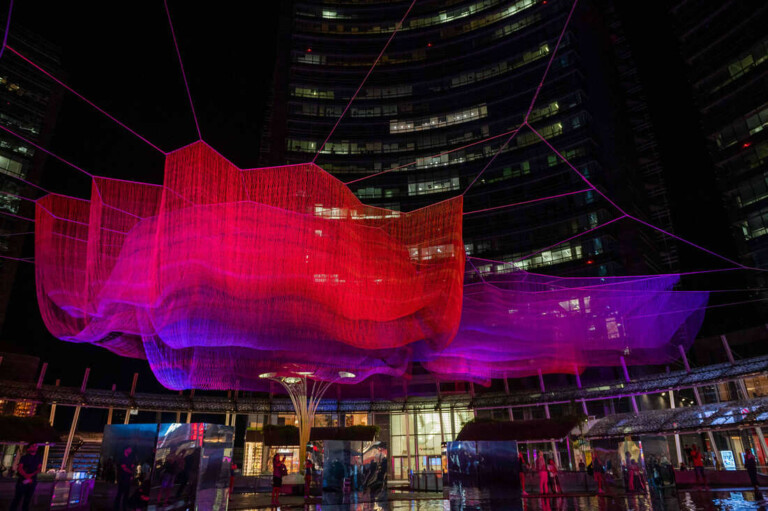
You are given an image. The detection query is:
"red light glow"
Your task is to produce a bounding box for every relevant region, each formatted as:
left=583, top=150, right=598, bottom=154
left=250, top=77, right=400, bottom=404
left=34, top=141, right=465, bottom=389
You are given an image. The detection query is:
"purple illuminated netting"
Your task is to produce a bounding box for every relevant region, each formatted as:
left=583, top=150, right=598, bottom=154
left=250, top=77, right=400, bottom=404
left=420, top=269, right=709, bottom=384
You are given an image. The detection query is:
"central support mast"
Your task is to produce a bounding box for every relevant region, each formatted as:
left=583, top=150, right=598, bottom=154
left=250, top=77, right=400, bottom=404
left=260, top=371, right=355, bottom=466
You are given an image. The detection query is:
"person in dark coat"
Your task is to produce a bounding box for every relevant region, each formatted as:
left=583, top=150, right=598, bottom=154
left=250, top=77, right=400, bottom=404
left=10, top=443, right=42, bottom=511
left=746, top=452, right=759, bottom=488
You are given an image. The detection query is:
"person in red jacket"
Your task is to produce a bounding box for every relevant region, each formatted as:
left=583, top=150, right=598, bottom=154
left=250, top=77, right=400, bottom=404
left=690, top=445, right=708, bottom=488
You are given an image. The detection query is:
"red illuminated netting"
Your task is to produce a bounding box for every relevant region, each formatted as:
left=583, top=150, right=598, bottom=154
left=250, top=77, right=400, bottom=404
left=35, top=141, right=465, bottom=389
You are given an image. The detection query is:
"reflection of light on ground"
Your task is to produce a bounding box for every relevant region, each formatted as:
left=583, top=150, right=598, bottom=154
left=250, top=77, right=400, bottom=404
left=236, top=490, right=768, bottom=510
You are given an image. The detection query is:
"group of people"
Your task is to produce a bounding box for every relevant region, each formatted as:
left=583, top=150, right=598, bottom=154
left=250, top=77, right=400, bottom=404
left=270, top=453, right=320, bottom=506
left=516, top=451, right=562, bottom=495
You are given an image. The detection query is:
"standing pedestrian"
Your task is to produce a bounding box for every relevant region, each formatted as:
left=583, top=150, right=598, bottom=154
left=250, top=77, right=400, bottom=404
left=304, top=457, right=313, bottom=499
left=746, top=452, right=759, bottom=489
left=592, top=453, right=605, bottom=494
left=229, top=462, right=237, bottom=500
left=10, top=443, right=42, bottom=511
left=690, top=445, right=708, bottom=489
left=114, top=446, right=136, bottom=511
left=271, top=454, right=287, bottom=507
left=547, top=458, right=561, bottom=494
left=519, top=452, right=529, bottom=496
left=536, top=453, right=549, bottom=494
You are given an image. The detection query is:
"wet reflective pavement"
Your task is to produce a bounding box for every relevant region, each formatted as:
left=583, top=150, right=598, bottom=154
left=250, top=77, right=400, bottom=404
left=236, top=489, right=768, bottom=510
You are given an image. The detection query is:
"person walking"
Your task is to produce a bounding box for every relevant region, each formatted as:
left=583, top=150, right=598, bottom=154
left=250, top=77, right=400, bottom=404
left=690, top=445, right=708, bottom=489
left=592, top=453, right=605, bottom=494
left=114, top=446, right=136, bottom=511
left=746, top=452, right=759, bottom=489
left=519, top=452, right=529, bottom=496
left=304, top=457, right=313, bottom=499
left=547, top=458, right=561, bottom=494
left=10, top=443, right=42, bottom=511
left=536, top=453, right=549, bottom=495
left=271, top=454, right=287, bottom=507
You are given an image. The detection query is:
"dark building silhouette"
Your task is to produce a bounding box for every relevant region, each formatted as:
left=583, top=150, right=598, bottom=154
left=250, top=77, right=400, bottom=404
left=670, top=2, right=768, bottom=271
left=0, top=27, right=62, bottom=329
left=260, top=0, right=678, bottom=278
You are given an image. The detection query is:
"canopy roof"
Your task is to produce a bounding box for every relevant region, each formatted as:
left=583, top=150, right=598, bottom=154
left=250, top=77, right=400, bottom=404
left=456, top=417, right=583, bottom=442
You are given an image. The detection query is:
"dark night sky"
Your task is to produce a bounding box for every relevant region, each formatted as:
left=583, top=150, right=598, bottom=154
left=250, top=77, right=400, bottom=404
left=1, top=1, right=282, bottom=391
left=0, top=1, right=757, bottom=393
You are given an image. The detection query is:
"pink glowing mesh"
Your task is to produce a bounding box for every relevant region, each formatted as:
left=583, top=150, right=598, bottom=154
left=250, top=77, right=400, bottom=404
left=421, top=271, right=709, bottom=384
left=35, top=141, right=465, bottom=389
left=34, top=141, right=708, bottom=391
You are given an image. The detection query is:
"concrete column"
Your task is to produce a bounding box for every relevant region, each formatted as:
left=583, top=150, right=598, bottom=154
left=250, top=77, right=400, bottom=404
left=537, top=369, right=560, bottom=468
left=186, top=389, right=194, bottom=423
left=620, top=356, right=639, bottom=414
left=41, top=379, right=60, bottom=472
left=125, top=373, right=138, bottom=424
left=36, top=362, right=47, bottom=389
left=62, top=369, right=90, bottom=471
left=469, top=382, right=477, bottom=418
left=755, top=427, right=768, bottom=466
left=538, top=369, right=551, bottom=419
left=679, top=346, right=723, bottom=468
left=413, top=411, right=421, bottom=472
left=669, top=390, right=683, bottom=466
left=574, top=365, right=588, bottom=416
left=438, top=405, right=445, bottom=443
left=107, top=384, right=116, bottom=425
left=504, top=374, right=514, bottom=421
left=404, top=412, right=412, bottom=474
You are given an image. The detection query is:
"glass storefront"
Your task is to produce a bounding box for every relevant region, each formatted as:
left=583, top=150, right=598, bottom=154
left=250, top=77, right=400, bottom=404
left=389, top=410, right=473, bottom=478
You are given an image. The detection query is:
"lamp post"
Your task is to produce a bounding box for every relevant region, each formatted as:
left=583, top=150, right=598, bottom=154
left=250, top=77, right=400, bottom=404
left=259, top=371, right=355, bottom=467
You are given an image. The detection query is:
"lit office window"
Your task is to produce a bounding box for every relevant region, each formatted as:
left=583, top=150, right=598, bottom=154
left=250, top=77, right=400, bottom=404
left=390, top=104, right=488, bottom=134
left=407, top=176, right=460, bottom=196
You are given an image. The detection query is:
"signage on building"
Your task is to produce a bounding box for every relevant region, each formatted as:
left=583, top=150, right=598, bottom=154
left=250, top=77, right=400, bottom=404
left=721, top=450, right=736, bottom=471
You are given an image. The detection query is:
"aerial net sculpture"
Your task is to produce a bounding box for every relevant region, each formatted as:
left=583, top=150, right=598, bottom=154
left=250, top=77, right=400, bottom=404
left=420, top=270, right=709, bottom=384
left=35, top=141, right=466, bottom=392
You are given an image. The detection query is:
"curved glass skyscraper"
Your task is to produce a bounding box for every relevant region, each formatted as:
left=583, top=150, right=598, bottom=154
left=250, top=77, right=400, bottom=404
left=261, top=0, right=676, bottom=279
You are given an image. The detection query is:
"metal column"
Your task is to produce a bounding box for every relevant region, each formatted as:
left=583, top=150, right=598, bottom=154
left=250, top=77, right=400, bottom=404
left=41, top=379, right=59, bottom=472
left=669, top=390, right=683, bottom=466
left=62, top=369, right=90, bottom=471
left=678, top=345, right=723, bottom=468
left=620, top=356, right=639, bottom=414
left=538, top=369, right=560, bottom=468
left=574, top=365, right=588, bottom=415
left=125, top=373, right=138, bottom=424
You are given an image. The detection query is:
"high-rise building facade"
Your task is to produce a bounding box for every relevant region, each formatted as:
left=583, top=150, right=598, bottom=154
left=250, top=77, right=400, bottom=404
left=260, top=0, right=677, bottom=279
left=670, top=1, right=768, bottom=271
left=0, top=28, right=62, bottom=328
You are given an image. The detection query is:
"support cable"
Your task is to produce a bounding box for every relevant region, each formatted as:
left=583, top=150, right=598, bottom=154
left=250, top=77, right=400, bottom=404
left=343, top=127, right=519, bottom=186
left=524, top=0, right=579, bottom=122
left=0, top=0, right=13, bottom=60
left=313, top=0, right=418, bottom=164
left=164, top=0, right=202, bottom=140
left=7, top=47, right=167, bottom=154
left=0, top=254, right=33, bottom=264
left=463, top=188, right=590, bottom=216
left=462, top=0, right=579, bottom=196
left=526, top=122, right=761, bottom=271
left=0, top=124, right=94, bottom=178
